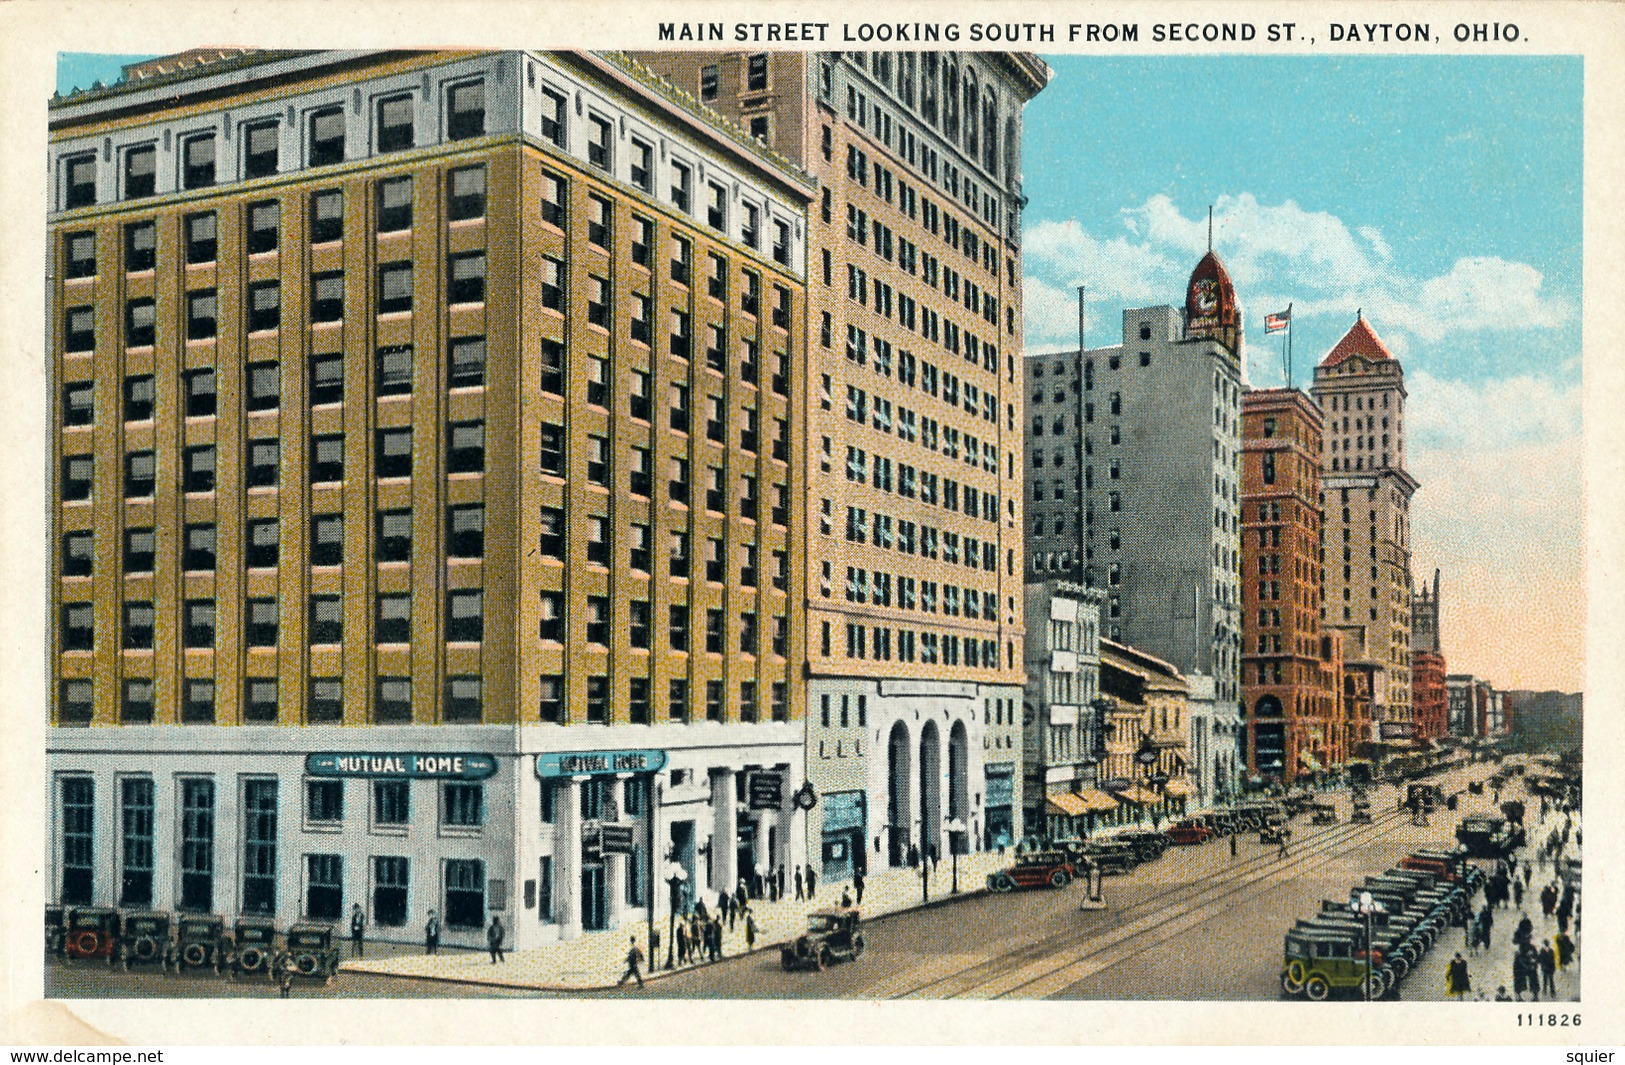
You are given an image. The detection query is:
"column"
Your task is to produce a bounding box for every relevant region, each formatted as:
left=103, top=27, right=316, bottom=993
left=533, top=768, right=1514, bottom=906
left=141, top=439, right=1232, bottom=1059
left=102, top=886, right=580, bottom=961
left=555, top=775, right=582, bottom=941
left=778, top=800, right=801, bottom=884
left=756, top=809, right=774, bottom=890
left=710, top=768, right=736, bottom=895
left=605, top=772, right=630, bottom=930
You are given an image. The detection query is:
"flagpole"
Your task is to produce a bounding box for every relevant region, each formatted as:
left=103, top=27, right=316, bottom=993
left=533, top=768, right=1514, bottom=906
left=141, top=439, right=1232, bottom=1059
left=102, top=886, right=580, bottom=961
left=1286, top=302, right=1294, bottom=390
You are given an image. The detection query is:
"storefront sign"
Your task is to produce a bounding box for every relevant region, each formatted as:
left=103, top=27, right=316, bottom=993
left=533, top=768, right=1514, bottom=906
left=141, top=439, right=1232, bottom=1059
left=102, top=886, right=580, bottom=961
left=599, top=824, right=636, bottom=855
left=535, top=749, right=668, bottom=779
left=748, top=771, right=784, bottom=809
left=821, top=790, right=865, bottom=832
left=306, top=752, right=497, bottom=780
left=985, top=764, right=1015, bottom=808
left=1100, top=777, right=1132, bottom=792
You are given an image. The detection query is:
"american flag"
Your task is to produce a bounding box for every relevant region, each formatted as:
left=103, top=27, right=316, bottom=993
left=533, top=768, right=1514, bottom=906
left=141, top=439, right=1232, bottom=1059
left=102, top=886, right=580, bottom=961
left=1265, top=308, right=1292, bottom=334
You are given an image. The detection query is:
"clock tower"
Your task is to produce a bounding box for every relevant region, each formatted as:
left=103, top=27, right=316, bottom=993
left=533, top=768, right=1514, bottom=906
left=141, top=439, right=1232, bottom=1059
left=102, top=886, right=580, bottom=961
left=1184, top=248, right=1242, bottom=359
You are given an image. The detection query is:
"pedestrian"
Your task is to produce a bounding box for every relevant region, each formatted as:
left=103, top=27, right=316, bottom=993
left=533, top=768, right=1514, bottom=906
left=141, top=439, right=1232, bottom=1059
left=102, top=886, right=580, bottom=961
left=907, top=843, right=920, bottom=868
left=1521, top=943, right=1541, bottom=1002
left=777, top=864, right=787, bottom=900
left=1512, top=879, right=1524, bottom=908
left=854, top=868, right=865, bottom=906
left=930, top=843, right=940, bottom=872
left=1554, top=930, right=1575, bottom=970
left=745, top=912, right=757, bottom=952
left=487, top=914, right=506, bottom=964
left=841, top=888, right=853, bottom=908
left=1446, top=953, right=1470, bottom=999
left=1541, top=884, right=1557, bottom=918
left=1229, top=830, right=1238, bottom=859
left=349, top=903, right=366, bottom=958
left=694, top=896, right=709, bottom=923
left=675, top=919, right=689, bottom=965
left=278, top=959, right=294, bottom=999
left=795, top=866, right=805, bottom=901
left=1494, top=986, right=1514, bottom=1002
left=710, top=917, right=724, bottom=961
left=736, top=878, right=748, bottom=915
left=1538, top=942, right=1557, bottom=997
left=1511, top=950, right=1527, bottom=1001
left=1556, top=905, right=1571, bottom=936
left=424, top=909, right=441, bottom=956
left=806, top=863, right=817, bottom=898
left=1277, top=827, right=1290, bottom=859
left=618, top=936, right=645, bottom=988
left=1514, top=912, right=1533, bottom=949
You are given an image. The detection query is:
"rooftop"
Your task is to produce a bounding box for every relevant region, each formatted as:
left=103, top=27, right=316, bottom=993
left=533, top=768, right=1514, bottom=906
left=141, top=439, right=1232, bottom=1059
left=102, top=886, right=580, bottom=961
left=1320, top=313, right=1396, bottom=368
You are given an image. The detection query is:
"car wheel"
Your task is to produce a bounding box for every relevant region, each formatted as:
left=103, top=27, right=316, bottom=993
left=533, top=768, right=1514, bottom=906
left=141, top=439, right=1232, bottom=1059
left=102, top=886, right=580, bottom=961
left=852, top=934, right=865, bottom=958
left=1049, top=869, right=1070, bottom=889
left=780, top=951, right=795, bottom=972
left=1304, top=975, right=1331, bottom=1001
left=990, top=873, right=1014, bottom=893
left=817, top=946, right=832, bottom=970
left=1281, top=967, right=1305, bottom=996
left=1363, top=972, right=1385, bottom=999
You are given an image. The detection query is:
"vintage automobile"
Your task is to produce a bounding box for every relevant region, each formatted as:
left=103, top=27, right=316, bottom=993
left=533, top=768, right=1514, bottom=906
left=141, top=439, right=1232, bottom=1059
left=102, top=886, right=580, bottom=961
left=1280, top=928, right=1385, bottom=1001
left=1163, top=820, right=1213, bottom=846
left=119, top=911, right=173, bottom=970
left=1456, top=815, right=1523, bottom=858
left=176, top=914, right=226, bottom=971
left=45, top=905, right=66, bottom=957
left=234, top=919, right=279, bottom=977
left=1309, top=803, right=1338, bottom=825
left=278, top=924, right=342, bottom=982
left=1259, top=816, right=1289, bottom=845
left=780, top=908, right=864, bottom=971
left=1400, top=848, right=1482, bottom=889
left=1349, top=797, right=1374, bottom=825
left=1112, top=830, right=1170, bottom=862
left=988, top=851, right=1080, bottom=892
left=1077, top=839, right=1143, bottom=874
left=63, top=907, right=121, bottom=962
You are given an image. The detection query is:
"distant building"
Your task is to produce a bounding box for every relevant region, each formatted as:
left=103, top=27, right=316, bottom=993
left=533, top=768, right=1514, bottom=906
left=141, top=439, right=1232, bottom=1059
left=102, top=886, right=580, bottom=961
left=1504, top=689, right=1583, bottom=753
left=1446, top=674, right=1477, bottom=738
left=1099, top=639, right=1192, bottom=826
left=1311, top=314, right=1418, bottom=736
left=1022, top=580, right=1110, bottom=838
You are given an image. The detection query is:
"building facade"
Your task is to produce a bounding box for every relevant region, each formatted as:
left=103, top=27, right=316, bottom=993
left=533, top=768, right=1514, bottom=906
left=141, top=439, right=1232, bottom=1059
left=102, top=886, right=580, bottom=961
left=1239, top=387, right=1343, bottom=783
left=1021, top=580, right=1110, bottom=839
left=1099, top=639, right=1192, bottom=825
left=1311, top=315, right=1418, bottom=739
left=1410, top=569, right=1447, bottom=744
left=630, top=50, right=1050, bottom=868
left=1024, top=254, right=1244, bottom=753
left=46, top=48, right=814, bottom=948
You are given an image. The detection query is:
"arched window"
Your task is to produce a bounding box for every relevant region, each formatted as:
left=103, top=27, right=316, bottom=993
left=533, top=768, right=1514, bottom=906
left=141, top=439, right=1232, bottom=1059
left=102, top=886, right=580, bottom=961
left=943, top=59, right=959, bottom=138
left=982, top=91, right=998, bottom=174
left=963, top=69, right=979, bottom=156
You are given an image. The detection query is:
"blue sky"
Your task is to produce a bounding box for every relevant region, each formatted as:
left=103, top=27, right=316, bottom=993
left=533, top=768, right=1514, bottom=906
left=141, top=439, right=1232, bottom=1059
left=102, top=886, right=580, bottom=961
left=55, top=52, right=1583, bottom=689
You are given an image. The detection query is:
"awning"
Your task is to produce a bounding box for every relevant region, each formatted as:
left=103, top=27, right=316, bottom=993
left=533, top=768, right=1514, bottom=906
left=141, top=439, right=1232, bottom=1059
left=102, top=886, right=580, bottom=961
left=1113, top=786, right=1161, bottom=805
left=1047, top=793, right=1090, bottom=817
left=1161, top=779, right=1191, bottom=798
left=1078, top=789, right=1121, bottom=812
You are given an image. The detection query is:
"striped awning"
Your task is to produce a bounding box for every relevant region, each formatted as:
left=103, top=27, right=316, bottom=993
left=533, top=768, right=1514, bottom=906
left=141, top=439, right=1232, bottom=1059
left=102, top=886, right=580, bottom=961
left=1113, top=786, right=1161, bottom=805
left=1077, top=789, right=1121, bottom=812
left=1047, top=792, right=1090, bottom=817
left=1161, top=779, right=1192, bottom=798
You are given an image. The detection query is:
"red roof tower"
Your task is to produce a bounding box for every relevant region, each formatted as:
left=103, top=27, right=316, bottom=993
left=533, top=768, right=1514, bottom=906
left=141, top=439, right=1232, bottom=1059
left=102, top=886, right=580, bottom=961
left=1320, top=312, right=1395, bottom=368
left=1184, top=248, right=1242, bottom=358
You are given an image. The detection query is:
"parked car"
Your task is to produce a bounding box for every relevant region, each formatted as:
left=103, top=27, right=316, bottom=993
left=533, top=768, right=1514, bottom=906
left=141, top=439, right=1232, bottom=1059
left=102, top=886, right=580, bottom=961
left=1281, top=928, right=1385, bottom=1001
left=45, top=905, right=66, bottom=957
left=63, top=907, right=120, bottom=962
left=119, top=911, right=173, bottom=970
left=988, top=851, right=1080, bottom=892
left=278, top=924, right=341, bottom=982
left=1164, top=820, right=1213, bottom=846
left=1456, top=815, right=1523, bottom=858
left=234, top=919, right=279, bottom=977
left=1111, top=830, right=1169, bottom=862
left=176, top=914, right=226, bottom=972
left=780, top=908, right=865, bottom=971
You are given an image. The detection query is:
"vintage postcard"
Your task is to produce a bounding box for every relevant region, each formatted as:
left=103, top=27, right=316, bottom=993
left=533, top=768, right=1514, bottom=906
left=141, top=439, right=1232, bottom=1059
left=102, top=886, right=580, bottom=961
left=2, top=0, right=1621, bottom=1049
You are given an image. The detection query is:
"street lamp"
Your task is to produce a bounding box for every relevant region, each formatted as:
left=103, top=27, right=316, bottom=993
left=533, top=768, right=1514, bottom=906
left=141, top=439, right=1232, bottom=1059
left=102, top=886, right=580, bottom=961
left=663, top=860, right=687, bottom=970
left=1352, top=890, right=1384, bottom=1001
left=945, top=817, right=966, bottom=894
left=1135, top=735, right=1158, bottom=827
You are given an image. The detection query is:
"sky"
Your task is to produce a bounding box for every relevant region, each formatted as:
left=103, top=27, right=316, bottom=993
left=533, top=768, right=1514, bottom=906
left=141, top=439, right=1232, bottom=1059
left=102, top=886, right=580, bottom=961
left=1022, top=55, right=1584, bottom=693
left=56, top=52, right=1586, bottom=692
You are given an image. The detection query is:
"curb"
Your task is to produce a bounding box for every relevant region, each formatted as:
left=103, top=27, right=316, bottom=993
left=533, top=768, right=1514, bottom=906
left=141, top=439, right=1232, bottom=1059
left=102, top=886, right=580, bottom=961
left=339, top=882, right=992, bottom=993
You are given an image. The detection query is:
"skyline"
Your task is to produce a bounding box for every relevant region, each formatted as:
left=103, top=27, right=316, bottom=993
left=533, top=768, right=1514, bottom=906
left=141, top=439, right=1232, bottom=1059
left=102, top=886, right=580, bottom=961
left=54, top=50, right=1584, bottom=692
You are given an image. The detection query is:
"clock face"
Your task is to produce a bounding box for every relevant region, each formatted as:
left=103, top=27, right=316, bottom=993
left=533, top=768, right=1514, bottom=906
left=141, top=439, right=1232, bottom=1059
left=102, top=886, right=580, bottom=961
left=1193, top=280, right=1218, bottom=313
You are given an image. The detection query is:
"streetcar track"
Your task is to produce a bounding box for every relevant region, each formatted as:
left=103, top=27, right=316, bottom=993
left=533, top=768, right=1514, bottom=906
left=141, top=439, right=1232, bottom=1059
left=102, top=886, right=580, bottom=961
left=889, top=792, right=1424, bottom=999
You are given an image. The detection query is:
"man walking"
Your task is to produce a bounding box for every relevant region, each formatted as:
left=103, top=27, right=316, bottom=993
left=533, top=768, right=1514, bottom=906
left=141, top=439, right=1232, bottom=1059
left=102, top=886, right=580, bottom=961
left=487, top=914, right=506, bottom=964
left=745, top=912, right=758, bottom=952
left=854, top=868, right=866, bottom=906
left=806, top=863, right=817, bottom=899
left=349, top=903, right=366, bottom=958
left=1446, top=953, right=1471, bottom=999
left=1277, top=826, right=1291, bottom=860
left=777, top=864, right=787, bottom=901
left=795, top=866, right=805, bottom=901
left=618, top=935, right=645, bottom=988
left=1537, top=942, right=1557, bottom=997
left=424, top=909, right=441, bottom=956
left=1229, top=829, right=1238, bottom=859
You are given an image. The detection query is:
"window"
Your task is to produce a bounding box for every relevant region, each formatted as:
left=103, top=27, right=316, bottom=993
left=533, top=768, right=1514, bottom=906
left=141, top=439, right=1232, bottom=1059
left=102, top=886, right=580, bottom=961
left=377, top=510, right=412, bottom=562
left=442, top=782, right=484, bottom=827
left=64, top=153, right=96, bottom=209
left=374, top=855, right=409, bottom=927
left=237, top=679, right=277, bottom=725
left=122, top=528, right=153, bottom=574
left=62, top=602, right=94, bottom=651
left=311, top=353, right=344, bottom=405
left=377, top=344, right=413, bottom=395
left=449, top=252, right=485, bottom=304
left=670, top=161, right=691, bottom=212
left=538, top=590, right=563, bottom=642
left=700, top=64, right=719, bottom=100
left=309, top=677, right=343, bottom=722
left=310, top=595, right=343, bottom=645
left=185, top=212, right=217, bottom=263
left=586, top=435, right=609, bottom=486
left=377, top=94, right=414, bottom=152
left=247, top=361, right=280, bottom=411
left=379, top=262, right=413, bottom=315
left=449, top=420, right=484, bottom=473
left=305, top=854, right=343, bottom=920
left=706, top=608, right=724, bottom=653
left=448, top=504, right=484, bottom=558
left=309, top=107, right=345, bottom=166
left=311, top=433, right=344, bottom=483
left=245, top=518, right=279, bottom=569
left=64, top=307, right=94, bottom=353
left=311, top=188, right=343, bottom=243
left=449, top=165, right=486, bottom=220
left=538, top=422, right=565, bottom=476
left=244, top=119, right=279, bottom=178
left=247, top=598, right=278, bottom=647
left=120, top=776, right=156, bottom=906
left=124, top=144, right=156, bottom=198
left=629, top=600, right=651, bottom=649
left=181, top=132, right=218, bottom=188
left=669, top=530, right=689, bottom=578
left=248, top=281, right=281, bottom=332
left=540, top=87, right=567, bottom=146
left=378, top=175, right=413, bottom=232
left=586, top=676, right=609, bottom=722
left=62, top=383, right=94, bottom=427
left=668, top=679, right=689, bottom=722
left=587, top=275, right=609, bottom=327
left=376, top=677, right=411, bottom=723
left=448, top=80, right=485, bottom=140
left=248, top=200, right=280, bottom=253
left=311, top=271, right=344, bottom=323
left=376, top=427, right=412, bottom=478
left=671, top=234, right=692, bottom=286
left=59, top=776, right=95, bottom=900
left=450, top=336, right=486, bottom=389
left=312, top=513, right=344, bottom=564
left=539, top=675, right=563, bottom=722
left=307, top=779, right=344, bottom=823
left=588, top=114, right=612, bottom=170
left=59, top=681, right=94, bottom=728
left=185, top=368, right=216, bottom=416
left=630, top=139, right=652, bottom=192
left=541, top=170, right=566, bottom=227
left=706, top=680, right=724, bottom=721
left=126, top=298, right=156, bottom=347
left=585, top=595, right=610, bottom=646
left=707, top=182, right=727, bottom=229
left=183, top=678, right=216, bottom=724
left=62, top=454, right=92, bottom=501
left=747, top=53, right=769, bottom=91
left=444, top=858, right=485, bottom=926
left=631, top=215, right=653, bottom=267
left=742, top=203, right=760, bottom=248
left=176, top=777, right=216, bottom=909
left=376, top=593, right=411, bottom=644
left=183, top=523, right=217, bottom=571
left=186, top=289, right=217, bottom=339
left=448, top=589, right=483, bottom=643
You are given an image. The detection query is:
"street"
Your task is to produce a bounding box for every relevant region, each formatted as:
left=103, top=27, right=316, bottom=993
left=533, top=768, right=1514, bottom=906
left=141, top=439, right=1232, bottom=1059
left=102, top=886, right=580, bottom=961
left=46, top=765, right=1574, bottom=1002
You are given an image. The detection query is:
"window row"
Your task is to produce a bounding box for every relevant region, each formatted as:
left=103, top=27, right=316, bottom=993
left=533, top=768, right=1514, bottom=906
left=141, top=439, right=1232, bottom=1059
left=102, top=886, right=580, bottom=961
left=835, top=442, right=1004, bottom=527
left=834, top=564, right=998, bottom=621
left=536, top=674, right=788, bottom=725
left=538, top=594, right=788, bottom=658
left=533, top=511, right=790, bottom=590
left=56, top=673, right=487, bottom=726
left=822, top=618, right=1010, bottom=670
left=829, top=501, right=1001, bottom=575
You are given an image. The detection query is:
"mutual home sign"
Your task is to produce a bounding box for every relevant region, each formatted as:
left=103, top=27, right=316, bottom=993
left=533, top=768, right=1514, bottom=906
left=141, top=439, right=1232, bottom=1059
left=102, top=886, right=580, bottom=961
left=306, top=752, right=499, bottom=780
left=535, top=749, right=669, bottom=779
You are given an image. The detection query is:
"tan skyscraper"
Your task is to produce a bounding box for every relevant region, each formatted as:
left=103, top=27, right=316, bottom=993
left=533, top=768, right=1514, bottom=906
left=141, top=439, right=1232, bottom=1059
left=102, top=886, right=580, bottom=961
left=631, top=50, right=1049, bottom=873
left=1311, top=314, right=1418, bottom=738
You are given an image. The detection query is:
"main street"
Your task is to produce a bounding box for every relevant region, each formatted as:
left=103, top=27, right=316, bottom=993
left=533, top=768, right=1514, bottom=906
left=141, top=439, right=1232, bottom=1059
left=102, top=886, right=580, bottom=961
left=50, top=763, right=1539, bottom=1002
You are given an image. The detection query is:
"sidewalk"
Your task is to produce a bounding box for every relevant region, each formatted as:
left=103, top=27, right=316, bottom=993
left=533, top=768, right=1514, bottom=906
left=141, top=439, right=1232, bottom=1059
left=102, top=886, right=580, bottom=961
left=342, top=849, right=1010, bottom=991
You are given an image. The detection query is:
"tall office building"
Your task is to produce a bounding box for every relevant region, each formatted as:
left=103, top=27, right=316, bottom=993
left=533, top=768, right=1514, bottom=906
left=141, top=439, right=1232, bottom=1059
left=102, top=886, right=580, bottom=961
left=632, top=50, right=1049, bottom=871
left=1411, top=569, right=1447, bottom=743
left=46, top=49, right=813, bottom=947
left=1311, top=314, right=1418, bottom=737
left=1239, top=387, right=1343, bottom=782
left=1025, top=252, right=1245, bottom=777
